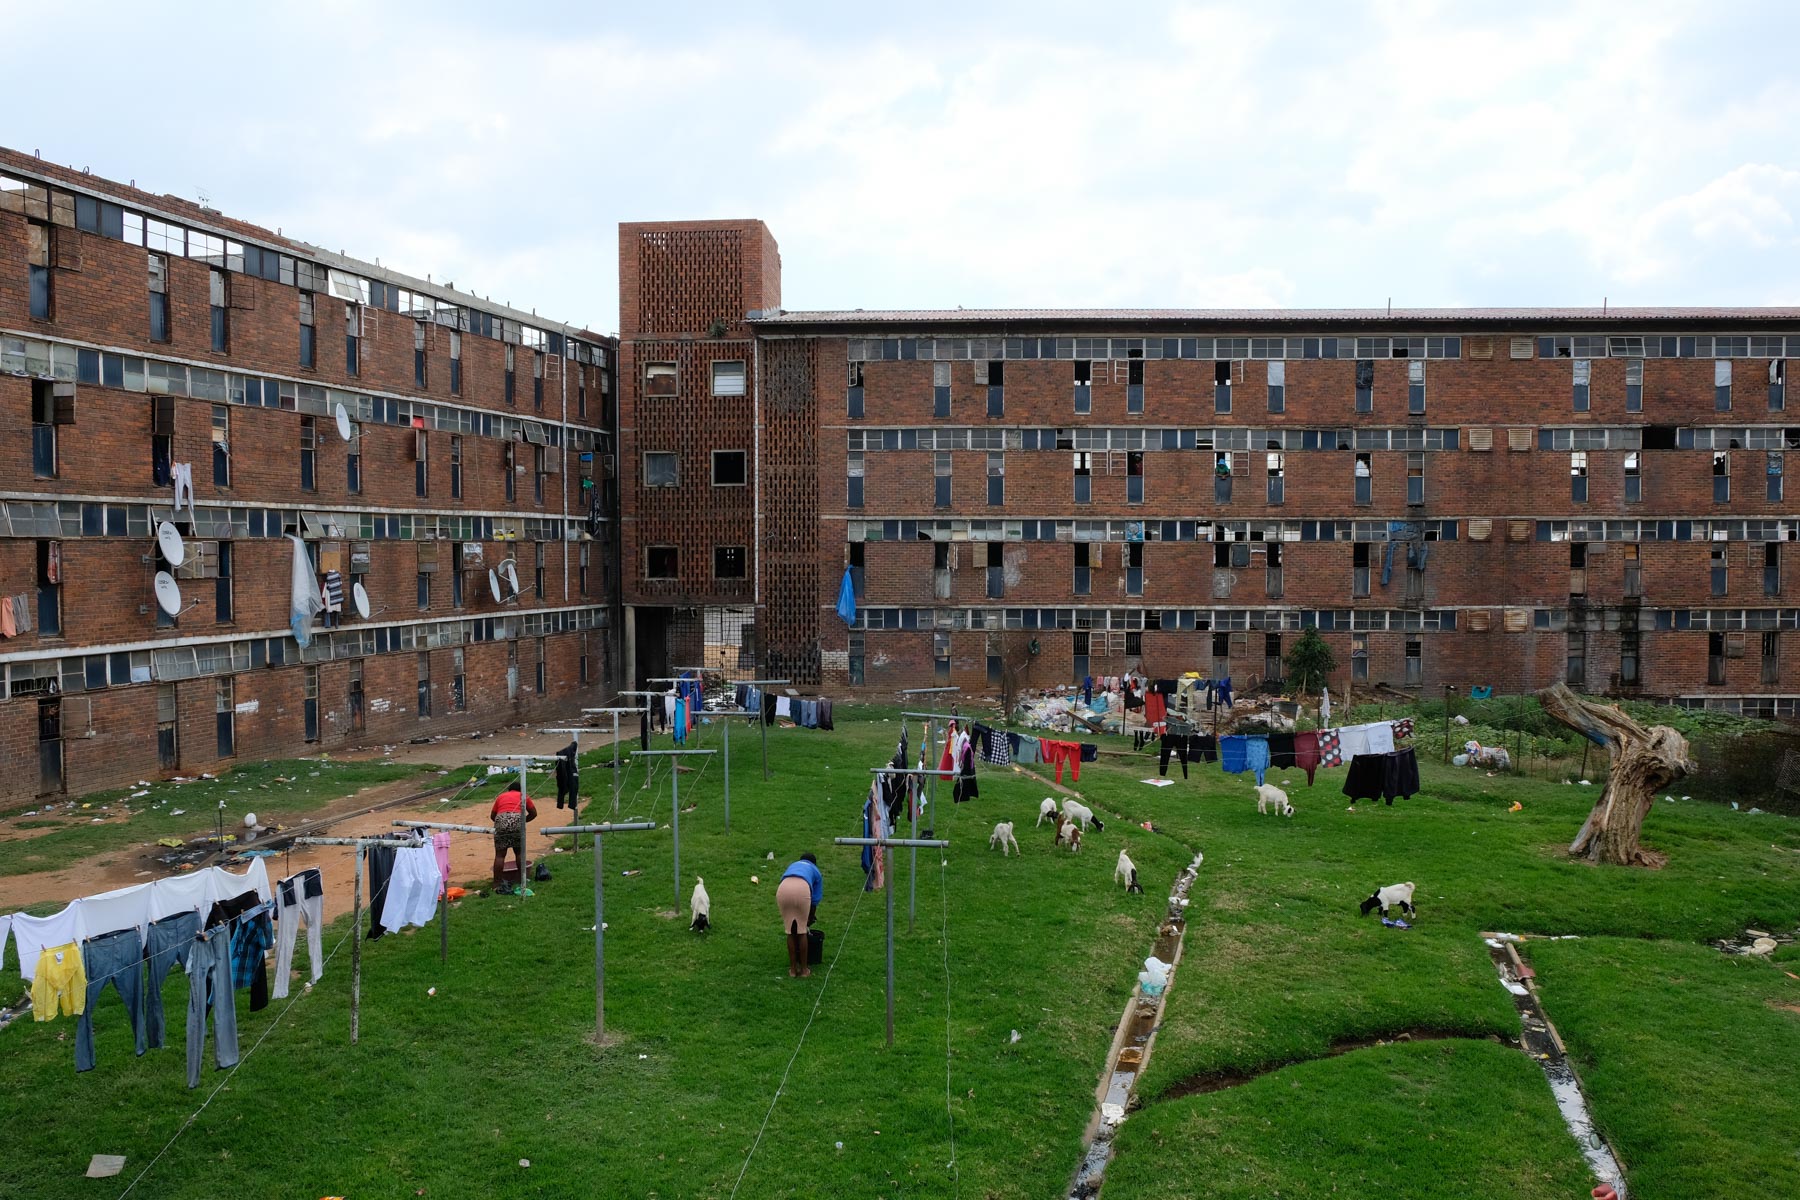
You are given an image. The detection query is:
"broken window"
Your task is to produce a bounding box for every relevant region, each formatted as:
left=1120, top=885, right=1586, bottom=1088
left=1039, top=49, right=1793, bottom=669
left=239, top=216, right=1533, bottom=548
left=847, top=360, right=864, bottom=417
left=986, top=360, right=1005, bottom=418
left=211, top=405, right=230, bottom=488
left=987, top=451, right=1005, bottom=506
left=1769, top=450, right=1784, bottom=503
left=712, top=449, right=747, bottom=486
left=1352, top=633, right=1369, bottom=680
left=1713, top=451, right=1731, bottom=503
left=1074, top=542, right=1091, bottom=596
left=646, top=545, right=678, bottom=579
left=148, top=253, right=170, bottom=343
left=1566, top=631, right=1586, bottom=686
left=1125, top=542, right=1144, bottom=597
left=209, top=269, right=229, bottom=353
left=1408, top=360, right=1426, bottom=414
left=1708, top=631, right=1726, bottom=685
left=1352, top=543, right=1371, bottom=597
left=1073, top=451, right=1092, bottom=504
left=1266, top=542, right=1284, bottom=597
left=1214, top=452, right=1233, bottom=503
left=1715, top=359, right=1732, bottom=411
left=449, top=329, right=462, bottom=394
left=1073, top=361, right=1091, bottom=414
left=1404, top=639, right=1422, bottom=686
left=847, top=451, right=864, bottom=508
left=1353, top=453, right=1372, bottom=504
left=1620, top=631, right=1641, bottom=685
left=1570, top=451, right=1588, bottom=503
left=644, top=451, right=679, bottom=487
left=1711, top=546, right=1728, bottom=596
left=933, top=361, right=950, bottom=417
left=1625, top=358, right=1643, bottom=412
left=1214, top=360, right=1232, bottom=414
left=714, top=545, right=747, bottom=579
left=1266, top=452, right=1285, bottom=505
left=1407, top=451, right=1425, bottom=504
left=1127, top=451, right=1144, bottom=504
left=1762, top=631, right=1781, bottom=684
left=299, top=292, right=316, bottom=368
left=1267, top=360, right=1285, bottom=413
left=1771, top=359, right=1787, bottom=412
left=934, top=451, right=952, bottom=508
left=1624, top=451, right=1642, bottom=503
left=1623, top=543, right=1642, bottom=597
left=1572, top=358, right=1591, bottom=412
left=645, top=362, right=676, bottom=397
left=1765, top=542, right=1781, bottom=597
left=1354, top=359, right=1374, bottom=413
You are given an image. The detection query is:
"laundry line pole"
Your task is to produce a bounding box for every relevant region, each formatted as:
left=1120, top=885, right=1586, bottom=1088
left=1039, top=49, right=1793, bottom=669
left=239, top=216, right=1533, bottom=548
left=539, top=819, right=657, bottom=1043
left=389, top=818, right=491, bottom=965
left=728, top=677, right=790, bottom=780
left=626, top=748, right=717, bottom=908
left=540, top=725, right=603, bottom=848
left=706, top=707, right=759, bottom=833
left=293, top=833, right=417, bottom=1045
left=617, top=689, right=664, bottom=766
left=898, top=712, right=961, bottom=929
left=870, top=766, right=951, bottom=929
left=834, top=828, right=951, bottom=1046
left=582, top=707, right=639, bottom=814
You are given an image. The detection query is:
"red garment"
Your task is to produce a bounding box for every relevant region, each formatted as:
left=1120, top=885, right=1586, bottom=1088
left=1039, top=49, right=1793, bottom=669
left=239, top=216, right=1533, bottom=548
left=1293, top=731, right=1320, bottom=786
left=1043, top=739, right=1082, bottom=784
left=1144, top=692, right=1166, bottom=733
left=490, top=789, right=539, bottom=819
left=938, top=742, right=955, bottom=780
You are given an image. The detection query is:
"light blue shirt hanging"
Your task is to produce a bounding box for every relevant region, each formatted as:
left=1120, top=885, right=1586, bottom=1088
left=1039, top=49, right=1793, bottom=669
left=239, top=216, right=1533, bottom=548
left=835, top=566, right=857, bottom=625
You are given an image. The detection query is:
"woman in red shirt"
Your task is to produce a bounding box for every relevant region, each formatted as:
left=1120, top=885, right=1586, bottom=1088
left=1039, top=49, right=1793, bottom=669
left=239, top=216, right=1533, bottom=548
left=489, top=786, right=538, bottom=893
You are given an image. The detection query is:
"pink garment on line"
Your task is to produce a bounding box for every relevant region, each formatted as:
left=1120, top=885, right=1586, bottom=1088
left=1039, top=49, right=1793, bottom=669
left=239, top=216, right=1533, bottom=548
left=433, top=832, right=452, bottom=896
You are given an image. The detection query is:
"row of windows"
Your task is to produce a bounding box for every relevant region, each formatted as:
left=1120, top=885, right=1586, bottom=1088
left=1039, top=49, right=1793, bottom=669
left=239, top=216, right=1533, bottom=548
left=841, top=426, right=1464, bottom=452
left=843, top=518, right=1462, bottom=544
left=1537, top=518, right=1798, bottom=543
left=851, top=606, right=1462, bottom=632
left=0, top=168, right=604, bottom=364
left=642, top=450, right=745, bottom=488
left=0, top=497, right=574, bottom=543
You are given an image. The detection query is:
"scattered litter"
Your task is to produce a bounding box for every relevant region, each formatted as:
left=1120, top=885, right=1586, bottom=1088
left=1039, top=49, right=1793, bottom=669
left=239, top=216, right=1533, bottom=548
left=518, top=1159, right=530, bottom=1168
left=169, top=809, right=186, bottom=817
left=1750, top=807, right=1765, bottom=815
left=1508, top=801, right=1523, bottom=812
left=86, top=1155, right=127, bottom=1178
left=1099, top=1102, right=1126, bottom=1126
left=638, top=1054, right=648, bottom=1060
left=427, top=987, right=437, bottom=996
left=835, top=1142, right=844, bottom=1151
left=1579, top=779, right=1592, bottom=786
left=621, top=869, right=641, bottom=877
left=1453, top=714, right=1469, bottom=725
left=750, top=875, right=760, bottom=884
left=1140, top=778, right=1174, bottom=788
left=1732, top=801, right=1740, bottom=810
left=1751, top=938, right=1779, bottom=955
left=764, top=852, right=774, bottom=860
left=1381, top=918, right=1412, bottom=929
left=1009, top=1029, right=1021, bottom=1043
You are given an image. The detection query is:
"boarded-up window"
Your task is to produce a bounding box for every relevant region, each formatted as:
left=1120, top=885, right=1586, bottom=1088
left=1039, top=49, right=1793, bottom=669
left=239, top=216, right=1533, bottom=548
left=1467, top=610, right=1493, bottom=632
left=1469, top=337, right=1494, bottom=359
left=1510, top=337, right=1534, bottom=359
left=1507, top=520, right=1531, bottom=542
left=1508, top=427, right=1533, bottom=451
left=1467, top=519, right=1493, bottom=541
left=417, top=541, right=441, bottom=573
left=1503, top=608, right=1530, bottom=632
left=1467, top=427, right=1493, bottom=452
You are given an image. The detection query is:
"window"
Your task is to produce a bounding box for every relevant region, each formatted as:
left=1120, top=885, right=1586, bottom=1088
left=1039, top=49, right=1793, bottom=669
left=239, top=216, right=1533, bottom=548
left=348, top=661, right=365, bottom=734
left=1407, top=360, right=1425, bottom=413
left=1566, top=632, right=1587, bottom=686
left=345, top=304, right=360, bottom=375
left=36, top=540, right=61, bottom=638
left=1127, top=451, right=1144, bottom=504
left=148, top=254, right=170, bottom=343
left=1708, top=632, right=1726, bottom=685
left=504, top=442, right=515, bottom=502
left=1127, top=358, right=1144, bottom=414
left=987, top=451, right=1004, bottom=506
left=533, top=351, right=545, bottom=409
left=31, top=380, right=72, bottom=479
left=1124, top=541, right=1144, bottom=596
left=450, top=435, right=463, bottom=499
left=646, top=545, right=678, bottom=579
left=934, top=451, right=951, bottom=508
left=1623, top=544, right=1642, bottom=597
left=505, top=344, right=516, bottom=405
left=1074, top=542, right=1091, bottom=596
left=1624, top=451, right=1642, bottom=503
left=216, top=677, right=236, bottom=758
left=847, top=542, right=864, bottom=599
left=983, top=360, right=1004, bottom=418
left=985, top=542, right=1004, bottom=599
left=452, top=647, right=467, bottom=711
left=1351, top=632, right=1369, bottom=680
left=1572, top=359, right=1590, bottom=412
left=28, top=220, right=53, bottom=321
left=1769, top=450, right=1784, bottom=503
left=346, top=423, right=362, bottom=493
left=418, top=570, right=432, bottom=611
left=214, top=541, right=234, bottom=623
left=452, top=543, right=465, bottom=608
left=1404, top=640, right=1422, bottom=686
left=934, top=631, right=951, bottom=684
left=1266, top=452, right=1285, bottom=504
left=300, top=416, right=317, bottom=491
left=211, top=406, right=230, bottom=488
left=848, top=451, right=864, bottom=508
left=1073, top=451, right=1092, bottom=503
left=712, top=450, right=747, bottom=486
left=1715, top=360, right=1732, bottom=411
left=157, top=684, right=180, bottom=766
left=1570, top=452, right=1587, bottom=502
left=299, top=292, right=316, bottom=367
left=532, top=444, right=547, bottom=504
left=1711, top=546, right=1728, bottom=596
left=1353, top=453, right=1372, bottom=504
left=849, top=631, right=865, bottom=686
left=1073, top=361, right=1091, bottom=414
left=1713, top=451, right=1730, bottom=503
left=449, top=330, right=462, bottom=394
left=645, top=363, right=676, bottom=396
left=1354, top=359, right=1374, bottom=412
left=1352, top=543, right=1371, bottom=597
left=151, top=394, right=175, bottom=486
left=1765, top=542, right=1781, bottom=597
left=645, top=451, right=679, bottom=487
left=1267, top=360, right=1285, bottom=412
left=1214, top=452, right=1233, bottom=503
left=712, top=360, right=747, bottom=397
left=1620, top=631, right=1641, bottom=685
left=934, top=361, right=951, bottom=417
left=535, top=637, right=548, bottom=695
left=1406, top=452, right=1424, bottom=505
left=1265, top=542, right=1284, bottom=597
left=1625, top=358, right=1643, bottom=411
left=847, top=361, right=864, bottom=418
left=210, top=270, right=229, bottom=352
left=579, top=542, right=591, bottom=596
left=1771, top=359, right=1786, bottom=411
left=414, top=322, right=428, bottom=387
left=416, top=652, right=433, bottom=718
left=415, top=429, right=429, bottom=498
left=1762, top=631, right=1781, bottom=684
left=1214, top=361, right=1232, bottom=414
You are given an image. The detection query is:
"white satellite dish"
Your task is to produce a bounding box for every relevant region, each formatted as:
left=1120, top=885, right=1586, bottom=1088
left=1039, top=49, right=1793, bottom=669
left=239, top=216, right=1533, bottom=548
left=156, top=521, right=186, bottom=567
left=501, top=560, right=520, bottom=594
left=334, top=403, right=353, bottom=442
left=352, top=580, right=371, bottom=619
left=488, top=568, right=503, bottom=602
left=153, top=572, right=183, bottom=616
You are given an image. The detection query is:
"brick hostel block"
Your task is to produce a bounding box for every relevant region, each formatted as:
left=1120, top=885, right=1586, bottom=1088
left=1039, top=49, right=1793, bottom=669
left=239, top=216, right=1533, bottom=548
left=0, top=149, right=620, bottom=802
left=619, top=220, right=1799, bottom=720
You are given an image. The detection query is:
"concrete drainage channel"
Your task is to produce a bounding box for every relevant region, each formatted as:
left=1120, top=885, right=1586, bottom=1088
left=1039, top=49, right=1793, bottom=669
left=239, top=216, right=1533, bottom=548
left=1066, top=849, right=1205, bottom=1200
left=1485, top=934, right=1629, bottom=1198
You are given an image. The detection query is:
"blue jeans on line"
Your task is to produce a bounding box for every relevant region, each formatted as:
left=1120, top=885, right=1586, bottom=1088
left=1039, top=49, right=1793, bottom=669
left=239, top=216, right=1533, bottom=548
left=76, top=928, right=146, bottom=1072
left=186, top=929, right=239, bottom=1088
left=144, top=911, right=200, bottom=1050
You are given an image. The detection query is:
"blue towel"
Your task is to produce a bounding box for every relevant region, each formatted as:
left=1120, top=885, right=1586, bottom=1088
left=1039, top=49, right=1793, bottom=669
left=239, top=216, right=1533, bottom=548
left=836, top=567, right=857, bottom=625
left=1220, top=735, right=1249, bottom=774
left=1245, top=736, right=1271, bottom=785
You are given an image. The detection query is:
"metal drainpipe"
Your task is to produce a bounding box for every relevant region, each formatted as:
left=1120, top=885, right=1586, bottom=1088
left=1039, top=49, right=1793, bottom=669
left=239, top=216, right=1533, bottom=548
left=560, top=338, right=569, bottom=598
left=753, top=332, right=762, bottom=609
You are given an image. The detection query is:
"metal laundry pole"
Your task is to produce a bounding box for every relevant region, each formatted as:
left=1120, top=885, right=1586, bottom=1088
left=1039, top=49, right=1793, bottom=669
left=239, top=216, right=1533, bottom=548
left=833, top=826, right=950, bottom=1046
left=582, top=706, right=639, bottom=814
left=293, top=833, right=416, bottom=1045
left=538, top=819, right=656, bottom=1042
left=625, top=748, right=717, bottom=909
left=727, top=677, right=790, bottom=780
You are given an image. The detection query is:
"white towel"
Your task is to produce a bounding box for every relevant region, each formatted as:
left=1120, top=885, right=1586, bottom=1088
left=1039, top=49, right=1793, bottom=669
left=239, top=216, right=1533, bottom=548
left=1365, top=722, right=1396, bottom=755
left=381, top=845, right=443, bottom=932
left=148, top=869, right=218, bottom=922
left=73, top=881, right=155, bottom=939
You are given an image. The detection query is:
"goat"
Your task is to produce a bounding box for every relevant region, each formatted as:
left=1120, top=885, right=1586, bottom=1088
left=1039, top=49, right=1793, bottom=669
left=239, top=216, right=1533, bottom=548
left=989, top=820, right=1019, bottom=856
left=1062, top=798, right=1104, bottom=833
left=1036, top=797, right=1058, bottom=827
left=1254, top=783, right=1293, bottom=817
left=1358, top=881, right=1416, bottom=919
left=689, top=876, right=711, bottom=931
left=1114, top=849, right=1142, bottom=892
left=1052, top=813, right=1082, bottom=852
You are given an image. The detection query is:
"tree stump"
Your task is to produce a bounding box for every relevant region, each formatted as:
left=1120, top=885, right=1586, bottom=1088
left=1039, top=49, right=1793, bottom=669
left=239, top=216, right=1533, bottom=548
left=1536, top=684, right=1696, bottom=867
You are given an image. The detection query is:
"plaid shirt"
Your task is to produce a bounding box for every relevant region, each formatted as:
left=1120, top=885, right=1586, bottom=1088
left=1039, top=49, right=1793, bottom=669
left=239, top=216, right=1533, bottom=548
left=230, top=903, right=274, bottom=990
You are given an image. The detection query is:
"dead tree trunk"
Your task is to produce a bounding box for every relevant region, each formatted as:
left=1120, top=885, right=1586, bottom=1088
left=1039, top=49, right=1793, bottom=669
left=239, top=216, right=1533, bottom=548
left=1536, top=684, right=1696, bottom=867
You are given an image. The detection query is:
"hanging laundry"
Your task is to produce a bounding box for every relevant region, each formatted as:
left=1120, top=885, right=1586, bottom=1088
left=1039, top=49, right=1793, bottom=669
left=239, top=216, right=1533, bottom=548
left=953, top=733, right=979, bottom=803
left=1292, top=731, right=1321, bottom=786
left=673, top=694, right=687, bottom=746
left=45, top=540, right=60, bottom=585
left=555, top=743, right=580, bottom=809
left=1391, top=718, right=1415, bottom=741
left=32, top=942, right=87, bottom=1022
left=1216, top=677, right=1234, bottom=708
left=1320, top=686, right=1332, bottom=726
left=1317, top=728, right=1344, bottom=768
left=1244, top=736, right=1271, bottom=785
left=1042, top=739, right=1082, bottom=784
left=287, top=535, right=323, bottom=648
left=1220, top=735, right=1249, bottom=775
left=171, top=461, right=195, bottom=514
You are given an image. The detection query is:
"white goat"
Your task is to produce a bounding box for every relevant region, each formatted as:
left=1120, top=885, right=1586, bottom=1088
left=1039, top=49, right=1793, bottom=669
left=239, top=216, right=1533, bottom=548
left=989, top=820, right=1019, bottom=856
left=1254, top=783, right=1293, bottom=817
left=1062, top=798, right=1104, bottom=833
left=1036, top=797, right=1059, bottom=827
left=689, top=877, right=711, bottom=931
left=1114, top=849, right=1142, bottom=892
left=1359, top=881, right=1416, bottom=919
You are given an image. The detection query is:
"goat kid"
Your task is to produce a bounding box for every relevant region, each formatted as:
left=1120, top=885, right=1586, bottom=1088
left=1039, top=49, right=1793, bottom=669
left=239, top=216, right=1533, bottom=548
left=1254, top=783, right=1294, bottom=817
left=1062, top=798, right=1104, bottom=833
left=1052, top=812, right=1083, bottom=852
left=1035, top=797, right=1058, bottom=827
left=989, top=820, right=1020, bottom=856
left=1358, top=881, right=1416, bottom=919
left=1114, top=849, right=1143, bottom=892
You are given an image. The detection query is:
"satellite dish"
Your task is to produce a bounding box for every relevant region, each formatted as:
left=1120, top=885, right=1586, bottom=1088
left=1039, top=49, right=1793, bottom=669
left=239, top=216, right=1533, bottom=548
left=334, top=403, right=353, bottom=442
left=153, top=572, right=183, bottom=616
left=156, top=521, right=186, bottom=567
left=501, top=560, right=520, bottom=593
left=352, top=580, right=371, bottom=620
left=488, top=568, right=503, bottom=602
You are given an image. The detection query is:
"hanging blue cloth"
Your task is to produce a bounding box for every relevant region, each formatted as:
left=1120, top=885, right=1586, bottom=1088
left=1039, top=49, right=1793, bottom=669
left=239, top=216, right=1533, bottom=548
left=1217, top=676, right=1233, bottom=708
left=861, top=790, right=876, bottom=888
left=1245, top=736, right=1271, bottom=785
left=836, top=567, right=857, bottom=625
left=673, top=695, right=687, bottom=745
left=1220, top=735, right=1249, bottom=774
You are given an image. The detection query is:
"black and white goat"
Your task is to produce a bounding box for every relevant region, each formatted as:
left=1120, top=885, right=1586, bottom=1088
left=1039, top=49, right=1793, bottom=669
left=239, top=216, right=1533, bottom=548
left=1114, top=849, right=1143, bottom=893
left=1062, top=798, right=1104, bottom=833
left=1358, top=881, right=1415, bottom=919
left=690, top=876, right=712, bottom=931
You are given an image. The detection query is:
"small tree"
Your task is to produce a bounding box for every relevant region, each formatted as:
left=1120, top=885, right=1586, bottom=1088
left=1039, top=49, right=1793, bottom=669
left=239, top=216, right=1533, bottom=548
left=995, top=630, right=1037, bottom=721
left=1285, top=628, right=1337, bottom=695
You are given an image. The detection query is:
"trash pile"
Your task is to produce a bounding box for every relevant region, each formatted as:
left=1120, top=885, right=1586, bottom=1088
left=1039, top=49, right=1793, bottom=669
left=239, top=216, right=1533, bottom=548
left=1452, top=740, right=1513, bottom=771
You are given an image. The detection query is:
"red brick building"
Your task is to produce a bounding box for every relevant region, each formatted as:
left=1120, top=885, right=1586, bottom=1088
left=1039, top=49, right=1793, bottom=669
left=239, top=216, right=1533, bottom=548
left=620, top=219, right=1799, bottom=718
left=0, top=150, right=619, bottom=801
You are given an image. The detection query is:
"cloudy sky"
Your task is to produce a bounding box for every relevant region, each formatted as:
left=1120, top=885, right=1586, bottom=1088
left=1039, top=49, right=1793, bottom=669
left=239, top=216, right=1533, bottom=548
left=11, top=0, right=1800, bottom=333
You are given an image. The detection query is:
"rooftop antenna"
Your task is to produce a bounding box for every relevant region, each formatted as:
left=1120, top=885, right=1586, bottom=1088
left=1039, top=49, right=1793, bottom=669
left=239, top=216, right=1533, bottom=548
left=1603, top=297, right=1608, bottom=315
left=197, top=187, right=210, bottom=206
left=1386, top=297, right=1392, bottom=316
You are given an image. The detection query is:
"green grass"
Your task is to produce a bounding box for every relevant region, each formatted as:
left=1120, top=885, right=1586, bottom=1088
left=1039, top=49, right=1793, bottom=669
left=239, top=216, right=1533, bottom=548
left=0, top=759, right=442, bottom=876
left=2, top=709, right=1796, bottom=1199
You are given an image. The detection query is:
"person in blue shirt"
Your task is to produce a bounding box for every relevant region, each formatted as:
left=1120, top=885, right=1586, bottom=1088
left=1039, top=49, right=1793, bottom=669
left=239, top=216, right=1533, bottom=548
left=776, top=853, right=822, bottom=978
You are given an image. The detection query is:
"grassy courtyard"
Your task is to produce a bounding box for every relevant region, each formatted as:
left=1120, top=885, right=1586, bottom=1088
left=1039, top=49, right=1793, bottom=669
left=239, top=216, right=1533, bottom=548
left=1, top=706, right=1796, bottom=1198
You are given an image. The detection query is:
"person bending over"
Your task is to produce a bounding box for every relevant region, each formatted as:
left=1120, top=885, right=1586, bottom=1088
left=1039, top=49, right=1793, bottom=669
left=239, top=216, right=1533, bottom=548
left=776, top=853, right=822, bottom=978
left=489, top=784, right=538, bottom=893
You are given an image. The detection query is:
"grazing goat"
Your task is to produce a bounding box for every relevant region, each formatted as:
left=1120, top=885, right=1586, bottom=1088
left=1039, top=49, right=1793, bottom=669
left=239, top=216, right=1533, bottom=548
left=1358, top=881, right=1416, bottom=919
left=989, top=820, right=1019, bottom=856
left=1254, top=783, right=1293, bottom=817
left=1061, top=798, right=1104, bottom=833
left=689, top=877, right=711, bottom=931
left=1036, top=797, right=1059, bottom=827
left=1114, top=849, right=1143, bottom=892
left=1052, top=813, right=1082, bottom=852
